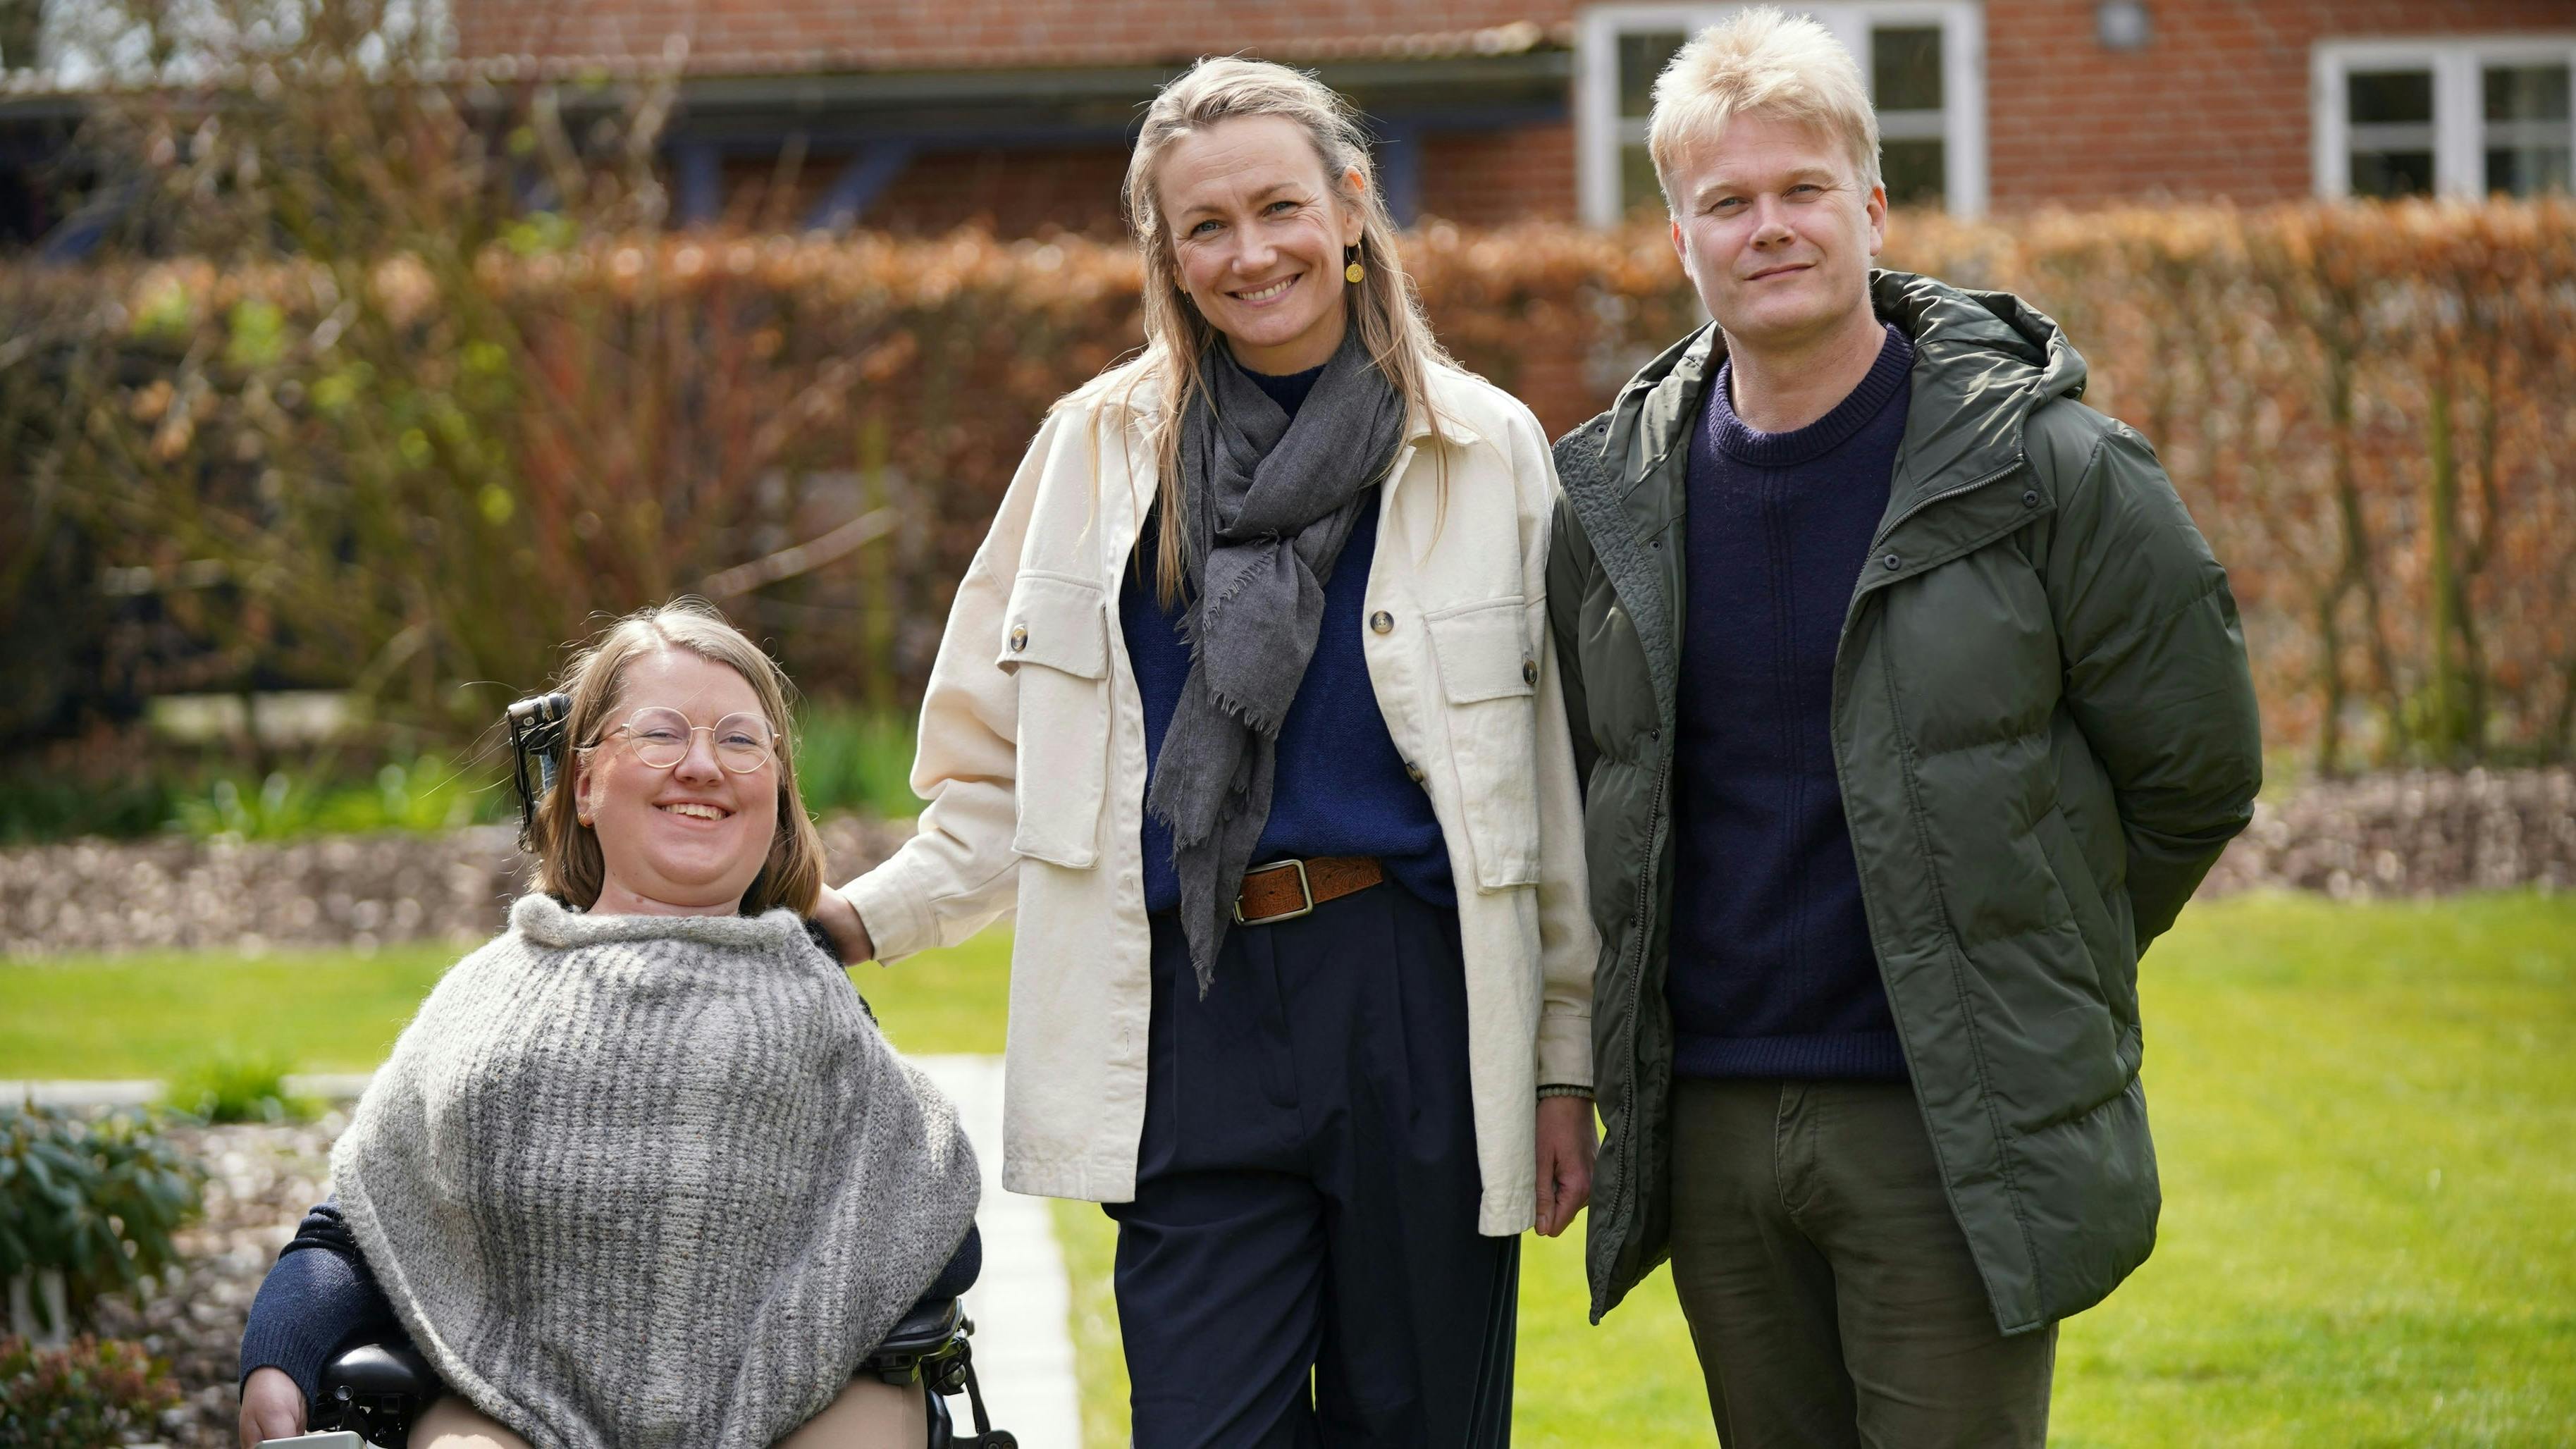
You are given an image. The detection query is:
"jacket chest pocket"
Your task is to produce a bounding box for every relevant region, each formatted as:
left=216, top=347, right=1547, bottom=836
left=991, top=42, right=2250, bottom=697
left=1000, top=571, right=1111, bottom=868
left=1426, top=596, right=1542, bottom=889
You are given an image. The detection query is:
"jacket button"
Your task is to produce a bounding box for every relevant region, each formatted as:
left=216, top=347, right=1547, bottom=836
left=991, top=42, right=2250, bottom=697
left=2023, top=489, right=2041, bottom=507
left=1404, top=761, right=1427, bottom=784
left=1882, top=553, right=1902, bottom=571
left=1522, top=658, right=1539, bottom=686
left=1369, top=610, right=1394, bottom=634
left=1009, top=624, right=1028, bottom=652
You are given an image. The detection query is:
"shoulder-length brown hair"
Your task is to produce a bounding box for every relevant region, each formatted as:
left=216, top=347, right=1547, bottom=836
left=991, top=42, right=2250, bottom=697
left=529, top=598, right=827, bottom=916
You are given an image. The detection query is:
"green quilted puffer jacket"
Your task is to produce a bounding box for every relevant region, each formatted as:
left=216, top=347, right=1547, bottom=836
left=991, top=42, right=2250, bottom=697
left=1547, top=270, right=2262, bottom=1333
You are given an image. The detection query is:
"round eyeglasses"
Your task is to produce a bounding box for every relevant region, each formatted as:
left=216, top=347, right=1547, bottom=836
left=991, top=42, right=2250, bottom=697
left=598, top=707, right=778, bottom=774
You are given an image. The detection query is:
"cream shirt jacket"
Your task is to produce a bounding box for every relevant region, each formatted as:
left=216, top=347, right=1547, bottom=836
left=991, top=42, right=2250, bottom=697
left=840, top=362, right=1596, bottom=1235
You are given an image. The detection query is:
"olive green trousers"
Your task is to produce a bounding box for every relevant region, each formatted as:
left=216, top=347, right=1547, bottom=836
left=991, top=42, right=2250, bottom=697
left=1668, top=1078, right=2057, bottom=1449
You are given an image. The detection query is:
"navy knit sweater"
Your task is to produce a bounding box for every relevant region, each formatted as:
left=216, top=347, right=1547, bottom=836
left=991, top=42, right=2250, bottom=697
left=1121, top=358, right=1453, bottom=913
left=1667, top=323, right=1914, bottom=1081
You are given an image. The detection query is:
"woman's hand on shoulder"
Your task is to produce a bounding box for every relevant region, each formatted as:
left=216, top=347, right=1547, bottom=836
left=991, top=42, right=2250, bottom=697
left=239, top=1365, right=304, bottom=1446
left=813, top=887, right=875, bottom=964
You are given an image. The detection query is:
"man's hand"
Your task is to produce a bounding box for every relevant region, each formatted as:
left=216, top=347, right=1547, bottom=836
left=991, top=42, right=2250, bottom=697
left=239, top=1366, right=304, bottom=1446
left=812, top=887, right=875, bottom=964
left=1534, top=1093, right=1598, bottom=1238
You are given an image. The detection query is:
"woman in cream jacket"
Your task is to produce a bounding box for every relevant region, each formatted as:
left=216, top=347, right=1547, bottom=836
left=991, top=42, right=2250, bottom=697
left=815, top=57, right=1594, bottom=1446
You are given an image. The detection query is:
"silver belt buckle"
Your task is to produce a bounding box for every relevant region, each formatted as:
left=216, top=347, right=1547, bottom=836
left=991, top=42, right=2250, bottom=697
left=1233, top=858, right=1314, bottom=925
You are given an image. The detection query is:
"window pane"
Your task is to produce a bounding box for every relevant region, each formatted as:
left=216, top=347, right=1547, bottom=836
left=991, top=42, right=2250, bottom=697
left=2348, top=69, right=2434, bottom=125
left=1881, top=138, right=1946, bottom=206
left=1620, top=31, right=1687, bottom=118
left=2487, top=145, right=2572, bottom=195
left=2484, top=63, right=2570, bottom=122
left=1621, top=144, right=1667, bottom=216
left=2352, top=148, right=2436, bottom=197
left=1873, top=27, right=1943, bottom=112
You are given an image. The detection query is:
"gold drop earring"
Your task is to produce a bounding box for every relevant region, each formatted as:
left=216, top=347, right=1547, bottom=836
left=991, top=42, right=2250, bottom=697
left=1344, top=246, right=1365, bottom=285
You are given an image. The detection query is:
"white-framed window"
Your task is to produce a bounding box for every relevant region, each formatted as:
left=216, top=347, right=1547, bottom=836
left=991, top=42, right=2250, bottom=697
left=2313, top=37, right=2575, bottom=199
left=1574, top=2, right=1987, bottom=225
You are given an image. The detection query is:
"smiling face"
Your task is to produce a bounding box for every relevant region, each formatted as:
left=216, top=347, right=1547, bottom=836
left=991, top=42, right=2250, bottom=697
left=1157, top=113, right=1367, bottom=375
left=572, top=648, right=781, bottom=916
left=1667, top=109, right=1885, bottom=357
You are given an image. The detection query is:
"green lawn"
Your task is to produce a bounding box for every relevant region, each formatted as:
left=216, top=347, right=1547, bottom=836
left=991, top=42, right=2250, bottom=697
left=0, top=930, right=1013, bottom=1077
left=6, top=893, right=2570, bottom=1444
left=1047, top=893, right=2576, bottom=1448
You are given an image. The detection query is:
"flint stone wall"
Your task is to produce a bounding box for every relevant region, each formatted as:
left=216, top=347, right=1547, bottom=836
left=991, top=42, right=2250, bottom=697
left=2198, top=768, right=2575, bottom=900
left=1, top=772, right=2568, bottom=958
left=0, top=815, right=912, bottom=958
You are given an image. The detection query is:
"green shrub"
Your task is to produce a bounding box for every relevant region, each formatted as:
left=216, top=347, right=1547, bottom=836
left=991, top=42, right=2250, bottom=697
left=0, top=1105, right=204, bottom=1334
left=159, top=1052, right=318, bottom=1125
left=0, top=772, right=183, bottom=846
left=0, top=750, right=505, bottom=844
left=794, top=705, right=922, bottom=820
left=168, top=754, right=501, bottom=841
left=0, top=1335, right=180, bottom=1448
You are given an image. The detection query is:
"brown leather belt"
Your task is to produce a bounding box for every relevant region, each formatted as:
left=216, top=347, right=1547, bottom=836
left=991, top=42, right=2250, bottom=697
left=1233, top=856, right=1385, bottom=925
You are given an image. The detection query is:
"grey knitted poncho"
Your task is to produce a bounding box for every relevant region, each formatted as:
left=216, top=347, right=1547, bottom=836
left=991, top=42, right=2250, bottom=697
left=331, top=894, right=980, bottom=1449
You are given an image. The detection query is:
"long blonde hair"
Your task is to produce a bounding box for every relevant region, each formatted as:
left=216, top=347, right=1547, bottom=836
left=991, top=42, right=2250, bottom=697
left=1110, top=56, right=1454, bottom=605
left=532, top=598, right=827, bottom=917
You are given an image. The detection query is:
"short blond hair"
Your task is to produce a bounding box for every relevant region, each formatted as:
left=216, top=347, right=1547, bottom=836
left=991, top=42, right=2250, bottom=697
left=1647, top=6, right=1883, bottom=209
left=534, top=598, right=825, bottom=917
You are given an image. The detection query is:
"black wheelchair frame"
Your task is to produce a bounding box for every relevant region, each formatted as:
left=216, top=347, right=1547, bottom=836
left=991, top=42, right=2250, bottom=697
left=300, top=1295, right=1013, bottom=1448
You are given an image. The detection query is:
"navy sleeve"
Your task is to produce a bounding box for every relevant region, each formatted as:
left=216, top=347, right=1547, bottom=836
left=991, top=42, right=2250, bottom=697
left=237, top=1200, right=407, bottom=1406
left=920, top=1222, right=982, bottom=1304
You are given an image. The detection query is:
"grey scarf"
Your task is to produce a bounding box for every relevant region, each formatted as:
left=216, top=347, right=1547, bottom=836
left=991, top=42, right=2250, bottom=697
left=331, top=895, right=980, bottom=1449
left=1146, top=329, right=1407, bottom=993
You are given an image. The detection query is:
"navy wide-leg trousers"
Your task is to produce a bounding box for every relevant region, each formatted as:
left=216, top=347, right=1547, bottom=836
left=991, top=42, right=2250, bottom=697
left=1107, top=884, right=1517, bottom=1449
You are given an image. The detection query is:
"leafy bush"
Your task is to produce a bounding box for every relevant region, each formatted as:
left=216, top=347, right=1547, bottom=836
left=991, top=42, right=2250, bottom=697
left=159, top=1052, right=318, bottom=1125
left=166, top=754, right=500, bottom=841
left=0, top=746, right=505, bottom=844
left=794, top=706, right=922, bottom=820
left=0, top=771, right=185, bottom=846
left=0, top=1105, right=204, bottom=1334
left=0, top=1335, right=180, bottom=1448
left=6, top=205, right=2571, bottom=779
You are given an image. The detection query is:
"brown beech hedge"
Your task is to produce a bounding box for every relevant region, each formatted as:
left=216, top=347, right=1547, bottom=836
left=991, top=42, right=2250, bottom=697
left=4, top=201, right=2571, bottom=772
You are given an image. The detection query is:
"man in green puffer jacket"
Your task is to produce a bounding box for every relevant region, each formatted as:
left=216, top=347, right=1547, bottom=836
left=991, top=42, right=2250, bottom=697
left=1547, top=11, right=2261, bottom=1445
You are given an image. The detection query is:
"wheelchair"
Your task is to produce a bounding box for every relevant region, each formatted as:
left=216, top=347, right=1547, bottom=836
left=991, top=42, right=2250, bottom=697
left=264, top=695, right=1013, bottom=1448
left=271, top=1294, right=1013, bottom=1448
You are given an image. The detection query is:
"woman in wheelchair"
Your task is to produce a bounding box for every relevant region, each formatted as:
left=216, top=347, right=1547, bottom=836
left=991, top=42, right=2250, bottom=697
left=235, top=600, right=983, bottom=1449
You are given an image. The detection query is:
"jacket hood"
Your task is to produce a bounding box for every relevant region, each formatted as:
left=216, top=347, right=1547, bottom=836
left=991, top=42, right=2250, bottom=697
left=1871, top=269, right=2088, bottom=512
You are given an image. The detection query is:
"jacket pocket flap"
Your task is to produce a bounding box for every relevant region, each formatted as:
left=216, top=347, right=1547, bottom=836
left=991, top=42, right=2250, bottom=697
left=1426, top=597, right=1536, bottom=704
left=999, top=572, right=1109, bottom=679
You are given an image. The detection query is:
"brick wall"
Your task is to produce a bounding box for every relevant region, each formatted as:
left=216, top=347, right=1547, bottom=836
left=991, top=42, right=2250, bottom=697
left=1985, top=0, right=2571, bottom=206
left=467, top=0, right=2565, bottom=222
left=1418, top=123, right=1579, bottom=226
left=869, top=146, right=1134, bottom=236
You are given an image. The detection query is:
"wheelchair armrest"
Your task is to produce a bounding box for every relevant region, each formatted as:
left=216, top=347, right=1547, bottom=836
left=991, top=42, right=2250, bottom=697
left=320, top=1340, right=438, bottom=1401
left=872, top=1296, right=964, bottom=1359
